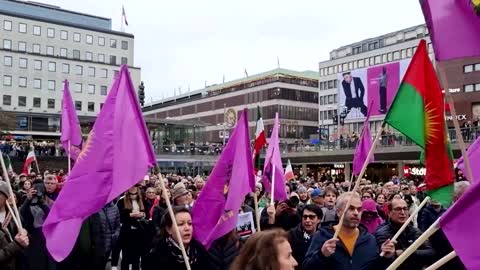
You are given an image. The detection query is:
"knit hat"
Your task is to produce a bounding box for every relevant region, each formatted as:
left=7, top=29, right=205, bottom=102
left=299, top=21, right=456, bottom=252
left=297, top=186, right=307, bottom=193
left=172, top=183, right=188, bottom=200
left=0, top=181, right=9, bottom=198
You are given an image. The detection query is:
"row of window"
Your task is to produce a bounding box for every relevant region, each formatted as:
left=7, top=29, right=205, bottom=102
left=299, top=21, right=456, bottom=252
left=320, top=44, right=433, bottom=76
left=319, top=94, right=337, bottom=105
left=464, top=63, right=480, bottom=73
left=464, top=84, right=480, bottom=93
left=2, top=95, right=102, bottom=112
left=2, top=75, right=108, bottom=95
left=2, top=39, right=128, bottom=65
left=319, top=79, right=338, bottom=91
left=319, top=109, right=337, bottom=121
left=2, top=20, right=129, bottom=49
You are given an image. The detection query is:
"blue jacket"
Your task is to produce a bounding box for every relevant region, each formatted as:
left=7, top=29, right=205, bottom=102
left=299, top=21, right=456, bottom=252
left=303, top=224, right=392, bottom=270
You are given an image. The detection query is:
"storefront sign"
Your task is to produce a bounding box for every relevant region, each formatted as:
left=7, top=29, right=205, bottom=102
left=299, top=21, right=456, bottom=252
left=403, top=166, right=426, bottom=176
left=445, top=115, right=467, bottom=121
left=441, top=88, right=461, bottom=93
left=334, top=164, right=345, bottom=169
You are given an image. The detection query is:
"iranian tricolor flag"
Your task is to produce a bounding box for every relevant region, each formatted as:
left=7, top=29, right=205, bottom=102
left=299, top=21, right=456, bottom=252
left=384, top=39, right=454, bottom=206
left=253, top=106, right=266, bottom=171
left=285, top=159, right=294, bottom=181
left=22, top=150, right=36, bottom=175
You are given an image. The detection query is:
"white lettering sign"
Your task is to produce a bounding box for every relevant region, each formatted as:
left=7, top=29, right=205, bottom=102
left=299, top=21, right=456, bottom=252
left=445, top=115, right=466, bottom=121
left=410, top=167, right=426, bottom=176
left=441, top=88, right=461, bottom=93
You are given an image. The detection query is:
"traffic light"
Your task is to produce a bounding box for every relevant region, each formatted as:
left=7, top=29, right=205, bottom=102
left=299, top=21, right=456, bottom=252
left=138, top=81, right=145, bottom=106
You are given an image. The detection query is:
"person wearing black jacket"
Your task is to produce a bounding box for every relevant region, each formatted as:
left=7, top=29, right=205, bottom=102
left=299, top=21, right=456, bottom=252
left=208, top=230, right=241, bottom=270
left=288, top=204, right=322, bottom=270
left=303, top=192, right=395, bottom=270
left=261, top=199, right=300, bottom=231
left=375, top=198, right=435, bottom=270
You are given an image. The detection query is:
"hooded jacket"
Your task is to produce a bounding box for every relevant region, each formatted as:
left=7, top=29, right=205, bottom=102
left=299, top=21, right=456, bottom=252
left=360, top=199, right=383, bottom=234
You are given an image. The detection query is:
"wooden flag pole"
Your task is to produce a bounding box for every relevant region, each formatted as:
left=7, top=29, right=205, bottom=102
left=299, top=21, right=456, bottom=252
left=425, top=251, right=457, bottom=270
left=386, top=219, right=440, bottom=270
left=253, top=192, right=261, bottom=232
left=333, top=126, right=383, bottom=239
left=156, top=170, right=191, bottom=270
left=270, top=165, right=276, bottom=206
left=380, top=196, right=430, bottom=256
left=439, top=65, right=474, bottom=183
left=0, top=150, right=23, bottom=230
left=6, top=203, right=21, bottom=230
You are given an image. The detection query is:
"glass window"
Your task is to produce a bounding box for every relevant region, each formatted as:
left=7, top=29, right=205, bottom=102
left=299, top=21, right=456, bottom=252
left=18, top=23, right=27, bottom=33
left=98, top=54, right=105, bottom=63
left=476, top=84, right=480, bottom=92
left=48, top=62, right=56, bottom=72
left=465, top=84, right=474, bottom=92
left=338, top=64, right=343, bottom=73
left=62, top=63, right=70, bottom=74
left=47, top=46, right=54, bottom=56
left=75, top=83, right=82, bottom=93
left=353, top=61, right=357, bottom=69
left=475, top=64, right=480, bottom=71
left=88, top=84, right=95, bottom=94
left=464, top=65, right=474, bottom=73
left=110, top=55, right=117, bottom=65
left=114, top=70, right=119, bottom=77
left=19, top=58, right=27, bottom=68
left=369, top=57, right=375, bottom=65
left=342, top=63, right=348, bottom=71
left=98, top=37, right=105, bottom=46
left=375, top=55, right=381, bottom=64
left=393, top=51, right=400, bottom=60
left=387, top=53, right=393, bottom=61
left=382, top=54, right=388, bottom=63
left=328, top=95, right=334, bottom=104
left=85, top=51, right=93, bottom=61
left=19, top=77, right=27, bottom=87
left=33, top=97, right=41, bottom=108
left=121, top=57, right=128, bottom=65
left=48, top=99, right=55, bottom=109
left=75, top=65, right=83, bottom=75
left=407, top=48, right=413, bottom=57
left=3, top=75, right=12, bottom=86
left=32, top=44, right=40, bottom=53
left=348, top=62, right=353, bottom=70
left=60, top=30, right=68, bottom=40
left=47, top=28, right=55, bottom=38
left=75, top=101, right=82, bottom=111
left=88, top=67, right=95, bottom=77
left=18, top=96, right=26, bottom=107
left=100, top=69, right=108, bottom=78
left=121, top=41, right=128, bottom=50
left=358, top=59, right=364, bottom=68
left=33, top=78, right=41, bottom=89
left=3, top=39, right=12, bottom=49
left=73, top=50, right=80, bottom=59
left=73, top=32, right=81, bottom=42
left=401, top=49, right=407, bottom=59
left=110, top=39, right=117, bottom=48
left=18, top=41, right=26, bottom=52
left=100, top=85, right=107, bottom=95
left=33, top=25, right=41, bottom=36
left=60, top=48, right=67, bottom=57
left=4, top=56, right=12, bottom=66
left=86, top=35, right=93, bottom=44
left=48, top=80, right=55, bottom=91
left=4, top=20, right=12, bottom=31
left=88, top=102, right=95, bottom=112
left=3, top=95, right=11, bottom=106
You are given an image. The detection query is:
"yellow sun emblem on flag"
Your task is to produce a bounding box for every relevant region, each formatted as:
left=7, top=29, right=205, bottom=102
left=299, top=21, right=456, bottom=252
left=77, top=130, right=94, bottom=161
left=424, top=102, right=442, bottom=145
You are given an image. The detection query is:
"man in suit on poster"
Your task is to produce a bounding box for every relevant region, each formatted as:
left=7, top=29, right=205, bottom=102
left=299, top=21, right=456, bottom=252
left=341, top=72, right=367, bottom=118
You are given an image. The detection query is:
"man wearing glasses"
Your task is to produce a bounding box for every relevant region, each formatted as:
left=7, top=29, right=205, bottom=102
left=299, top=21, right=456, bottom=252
left=375, top=198, right=435, bottom=270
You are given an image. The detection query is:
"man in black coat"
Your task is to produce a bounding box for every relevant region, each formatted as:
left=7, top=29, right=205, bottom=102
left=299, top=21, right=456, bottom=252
left=375, top=198, right=435, bottom=270
left=341, top=72, right=367, bottom=117
left=288, top=204, right=322, bottom=270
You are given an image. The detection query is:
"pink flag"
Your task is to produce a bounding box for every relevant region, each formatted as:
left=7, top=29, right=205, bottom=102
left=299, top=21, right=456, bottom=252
left=192, top=109, right=255, bottom=249
left=262, top=112, right=287, bottom=201
left=60, top=80, right=83, bottom=160
left=456, top=135, right=480, bottom=183
left=353, top=104, right=374, bottom=176
left=42, top=65, right=156, bottom=261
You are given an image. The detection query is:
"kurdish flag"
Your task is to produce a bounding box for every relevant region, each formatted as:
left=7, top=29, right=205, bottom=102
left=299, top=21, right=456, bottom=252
left=384, top=40, right=454, bottom=206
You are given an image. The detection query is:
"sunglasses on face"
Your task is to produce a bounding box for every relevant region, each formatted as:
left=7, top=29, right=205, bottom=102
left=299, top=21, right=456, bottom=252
left=302, top=214, right=317, bottom=220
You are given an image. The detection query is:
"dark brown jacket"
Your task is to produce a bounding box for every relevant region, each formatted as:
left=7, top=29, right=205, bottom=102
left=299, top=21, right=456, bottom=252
left=0, top=228, right=22, bottom=270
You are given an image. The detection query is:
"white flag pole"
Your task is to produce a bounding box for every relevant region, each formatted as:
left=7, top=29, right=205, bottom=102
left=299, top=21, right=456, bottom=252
left=270, top=164, right=275, bottom=206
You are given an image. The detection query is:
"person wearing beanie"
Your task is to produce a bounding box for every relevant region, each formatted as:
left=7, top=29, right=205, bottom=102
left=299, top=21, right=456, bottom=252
left=297, top=186, right=309, bottom=206
left=171, top=183, right=189, bottom=207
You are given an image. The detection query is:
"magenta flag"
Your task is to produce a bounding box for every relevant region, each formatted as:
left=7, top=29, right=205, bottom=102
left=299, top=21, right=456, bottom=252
left=421, top=0, right=480, bottom=61
left=262, top=112, right=287, bottom=201
left=439, top=179, right=480, bottom=269
left=60, top=80, right=83, bottom=160
left=192, top=109, right=255, bottom=249
left=457, top=135, right=480, bottom=183
left=353, top=105, right=374, bottom=176
left=43, top=65, right=156, bottom=261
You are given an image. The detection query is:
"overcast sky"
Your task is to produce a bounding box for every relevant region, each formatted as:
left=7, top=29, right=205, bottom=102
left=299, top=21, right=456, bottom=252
left=41, top=0, right=425, bottom=102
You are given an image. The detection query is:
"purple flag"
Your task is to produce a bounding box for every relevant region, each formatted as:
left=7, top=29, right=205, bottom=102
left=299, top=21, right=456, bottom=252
left=192, top=109, right=254, bottom=249
left=456, top=135, right=480, bottom=183
left=60, top=80, right=83, bottom=160
left=439, top=179, right=480, bottom=269
left=43, top=65, right=156, bottom=261
left=421, top=0, right=480, bottom=61
left=352, top=107, right=374, bottom=176
left=262, top=112, right=287, bottom=202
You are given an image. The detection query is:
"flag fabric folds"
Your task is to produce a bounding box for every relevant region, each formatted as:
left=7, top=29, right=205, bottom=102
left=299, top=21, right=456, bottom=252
left=352, top=105, right=374, bottom=176
left=42, top=65, right=156, bottom=262
left=262, top=112, right=287, bottom=202
left=439, top=179, right=480, bottom=269
left=192, top=109, right=255, bottom=249
left=285, top=159, right=294, bottom=181
left=61, top=80, right=83, bottom=161
left=253, top=106, right=266, bottom=171
left=384, top=40, right=454, bottom=206
left=22, top=151, right=36, bottom=175
left=456, top=135, right=480, bottom=183
left=421, top=0, right=480, bottom=61
left=122, top=5, right=128, bottom=26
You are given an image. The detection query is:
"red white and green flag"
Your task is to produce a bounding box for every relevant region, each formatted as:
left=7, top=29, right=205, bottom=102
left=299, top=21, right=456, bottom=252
left=253, top=106, right=266, bottom=171
left=22, top=150, right=36, bottom=175
left=384, top=39, right=454, bottom=206
left=285, top=159, right=294, bottom=181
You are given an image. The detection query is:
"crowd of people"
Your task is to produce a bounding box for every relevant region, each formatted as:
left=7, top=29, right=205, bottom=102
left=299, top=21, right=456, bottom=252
left=0, top=167, right=471, bottom=270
